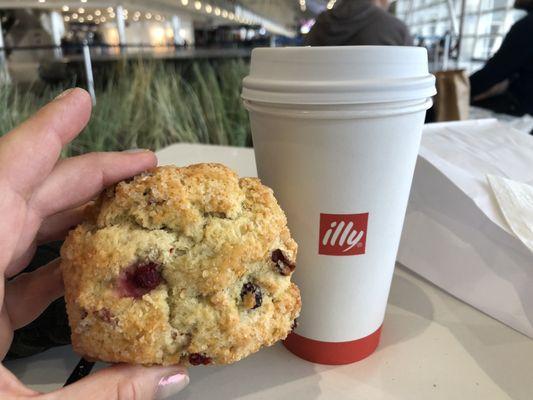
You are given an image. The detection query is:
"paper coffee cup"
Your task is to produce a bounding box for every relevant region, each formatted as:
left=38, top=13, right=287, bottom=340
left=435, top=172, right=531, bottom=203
left=242, top=46, right=436, bottom=365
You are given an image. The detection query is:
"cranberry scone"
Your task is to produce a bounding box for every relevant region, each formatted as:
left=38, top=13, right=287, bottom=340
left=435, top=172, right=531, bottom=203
left=61, top=164, right=300, bottom=366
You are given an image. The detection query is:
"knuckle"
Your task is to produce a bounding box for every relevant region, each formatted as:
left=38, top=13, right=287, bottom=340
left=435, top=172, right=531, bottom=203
left=116, top=379, right=144, bottom=400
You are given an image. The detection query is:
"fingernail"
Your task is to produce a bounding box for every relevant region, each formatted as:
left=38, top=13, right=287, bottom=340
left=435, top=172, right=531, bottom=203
left=156, top=372, right=189, bottom=399
left=54, top=88, right=76, bottom=101
left=122, top=148, right=152, bottom=153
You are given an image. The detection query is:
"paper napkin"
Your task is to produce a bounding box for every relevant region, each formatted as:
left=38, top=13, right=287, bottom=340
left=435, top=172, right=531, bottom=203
left=488, top=174, right=533, bottom=253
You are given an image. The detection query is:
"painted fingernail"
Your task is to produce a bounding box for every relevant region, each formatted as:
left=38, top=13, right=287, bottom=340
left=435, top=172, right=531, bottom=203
left=156, top=372, right=189, bottom=399
left=54, top=88, right=76, bottom=101
left=122, top=148, right=152, bottom=153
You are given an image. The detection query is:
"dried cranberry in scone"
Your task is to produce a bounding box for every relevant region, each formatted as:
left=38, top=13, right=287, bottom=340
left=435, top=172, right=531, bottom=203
left=79, top=309, right=88, bottom=320
left=189, top=353, right=212, bottom=365
left=240, top=282, right=262, bottom=309
left=271, top=249, right=296, bottom=276
left=118, top=261, right=163, bottom=298
left=290, top=318, right=299, bottom=331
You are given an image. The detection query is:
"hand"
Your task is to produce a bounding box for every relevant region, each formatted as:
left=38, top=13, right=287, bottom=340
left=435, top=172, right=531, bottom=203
left=0, top=88, right=189, bottom=399
left=472, top=79, right=509, bottom=102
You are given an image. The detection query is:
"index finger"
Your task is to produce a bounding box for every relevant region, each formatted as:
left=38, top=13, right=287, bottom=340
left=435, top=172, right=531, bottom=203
left=0, top=88, right=92, bottom=197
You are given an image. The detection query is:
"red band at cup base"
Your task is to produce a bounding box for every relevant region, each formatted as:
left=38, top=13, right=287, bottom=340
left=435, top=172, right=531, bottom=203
left=283, top=325, right=382, bottom=365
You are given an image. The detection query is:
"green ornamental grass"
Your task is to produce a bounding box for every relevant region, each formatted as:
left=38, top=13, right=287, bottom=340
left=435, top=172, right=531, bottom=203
left=0, top=59, right=251, bottom=156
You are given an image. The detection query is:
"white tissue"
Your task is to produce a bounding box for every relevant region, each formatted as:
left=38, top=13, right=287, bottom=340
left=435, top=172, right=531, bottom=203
left=488, top=174, right=533, bottom=254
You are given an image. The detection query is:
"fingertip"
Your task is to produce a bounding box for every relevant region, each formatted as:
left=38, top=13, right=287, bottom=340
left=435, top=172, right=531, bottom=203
left=150, top=152, right=159, bottom=168
left=116, top=364, right=189, bottom=399
left=157, top=375, right=189, bottom=400
left=56, top=87, right=93, bottom=118
left=52, top=87, right=93, bottom=120
left=154, top=366, right=189, bottom=400
left=123, top=149, right=158, bottom=169
left=56, top=363, right=189, bottom=400
left=55, top=87, right=90, bottom=102
left=125, top=363, right=188, bottom=380
left=39, top=87, right=93, bottom=145
left=156, top=365, right=188, bottom=377
left=72, top=88, right=93, bottom=110
left=142, top=150, right=158, bottom=168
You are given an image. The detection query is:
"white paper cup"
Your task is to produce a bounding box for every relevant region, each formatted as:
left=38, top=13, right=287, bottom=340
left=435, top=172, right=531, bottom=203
left=242, top=46, right=436, bottom=365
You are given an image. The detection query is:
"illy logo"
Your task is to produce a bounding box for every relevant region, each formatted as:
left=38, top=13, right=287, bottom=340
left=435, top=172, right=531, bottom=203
left=319, top=213, right=369, bottom=256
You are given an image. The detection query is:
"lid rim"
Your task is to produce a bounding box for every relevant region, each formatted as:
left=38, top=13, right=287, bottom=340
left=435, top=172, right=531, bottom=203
left=240, top=94, right=437, bottom=106
left=242, top=79, right=437, bottom=105
left=242, top=75, right=436, bottom=94
left=244, top=46, right=435, bottom=106
left=243, top=98, right=433, bottom=119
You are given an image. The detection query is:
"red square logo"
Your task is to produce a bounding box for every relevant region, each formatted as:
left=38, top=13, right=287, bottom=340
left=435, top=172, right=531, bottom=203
left=319, top=213, right=369, bottom=256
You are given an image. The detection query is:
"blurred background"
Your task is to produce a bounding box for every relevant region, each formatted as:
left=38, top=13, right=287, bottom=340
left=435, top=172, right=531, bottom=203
left=0, top=0, right=530, bottom=157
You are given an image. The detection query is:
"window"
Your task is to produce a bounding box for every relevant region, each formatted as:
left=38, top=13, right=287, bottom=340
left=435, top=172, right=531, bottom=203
left=395, top=0, right=527, bottom=71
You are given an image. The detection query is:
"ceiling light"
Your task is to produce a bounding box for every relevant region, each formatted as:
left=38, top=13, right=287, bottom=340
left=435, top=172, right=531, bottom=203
left=62, top=5, right=69, bottom=12
left=100, top=16, right=106, bottom=22
left=107, top=7, right=114, bottom=13
left=146, top=12, right=152, bottom=19
left=78, top=17, right=84, bottom=22
left=87, top=14, right=93, bottom=20
left=205, top=4, right=212, bottom=13
left=194, top=1, right=202, bottom=10
left=95, top=10, right=101, bottom=16
left=72, top=13, right=78, bottom=18
left=64, top=15, right=70, bottom=21
left=78, top=8, right=85, bottom=13
left=38, top=0, right=45, bottom=3
left=155, top=14, right=162, bottom=21
left=222, top=9, right=228, bottom=18
left=214, top=7, right=220, bottom=15
left=81, top=0, right=87, bottom=3
left=181, top=0, right=189, bottom=5
left=228, top=12, right=234, bottom=20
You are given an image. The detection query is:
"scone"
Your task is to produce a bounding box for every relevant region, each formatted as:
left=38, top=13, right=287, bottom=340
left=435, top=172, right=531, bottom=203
left=60, top=163, right=301, bottom=366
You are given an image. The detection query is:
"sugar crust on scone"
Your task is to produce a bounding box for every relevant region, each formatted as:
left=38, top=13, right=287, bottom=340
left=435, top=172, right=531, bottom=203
left=61, top=164, right=301, bottom=366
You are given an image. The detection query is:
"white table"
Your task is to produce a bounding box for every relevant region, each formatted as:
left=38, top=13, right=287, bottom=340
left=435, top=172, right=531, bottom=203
left=6, top=144, right=533, bottom=400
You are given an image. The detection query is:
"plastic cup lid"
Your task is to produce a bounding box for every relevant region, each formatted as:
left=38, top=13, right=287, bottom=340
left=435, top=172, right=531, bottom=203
left=242, top=46, right=437, bottom=105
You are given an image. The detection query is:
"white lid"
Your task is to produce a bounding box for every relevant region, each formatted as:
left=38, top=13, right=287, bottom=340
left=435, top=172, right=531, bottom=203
left=242, top=46, right=436, bottom=105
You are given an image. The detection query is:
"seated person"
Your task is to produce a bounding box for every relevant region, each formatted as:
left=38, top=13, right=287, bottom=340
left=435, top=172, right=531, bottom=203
left=305, top=0, right=412, bottom=46
left=470, top=0, right=533, bottom=116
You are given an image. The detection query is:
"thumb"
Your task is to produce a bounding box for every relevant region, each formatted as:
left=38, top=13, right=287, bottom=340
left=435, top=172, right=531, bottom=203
left=53, top=364, right=189, bottom=400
